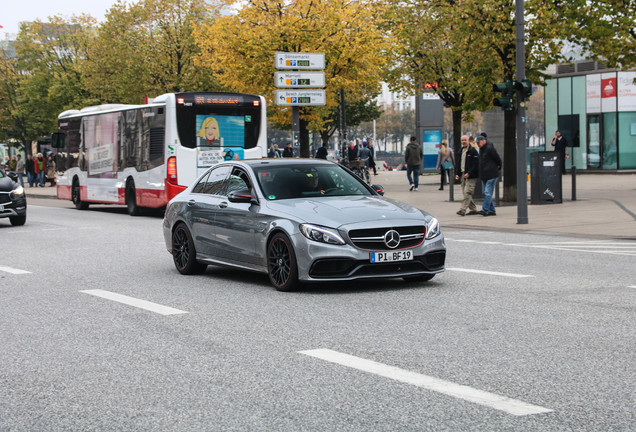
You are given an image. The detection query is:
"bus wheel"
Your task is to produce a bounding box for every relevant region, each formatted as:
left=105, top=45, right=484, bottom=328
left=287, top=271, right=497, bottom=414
left=72, top=179, right=89, bottom=210
left=126, top=181, right=140, bottom=216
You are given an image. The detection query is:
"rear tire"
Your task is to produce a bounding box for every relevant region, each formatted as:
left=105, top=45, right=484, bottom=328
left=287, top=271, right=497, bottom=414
left=126, top=181, right=140, bottom=216
left=403, top=274, right=435, bottom=282
left=171, top=224, right=207, bottom=275
left=9, top=215, right=26, bottom=226
left=72, top=179, right=89, bottom=210
left=267, top=232, right=299, bottom=292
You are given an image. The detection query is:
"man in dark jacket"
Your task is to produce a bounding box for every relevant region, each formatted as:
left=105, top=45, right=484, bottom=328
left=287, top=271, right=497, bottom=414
left=455, top=135, right=479, bottom=216
left=404, top=136, right=422, bottom=191
left=315, top=144, right=328, bottom=159
left=282, top=143, right=294, bottom=158
left=476, top=135, right=501, bottom=216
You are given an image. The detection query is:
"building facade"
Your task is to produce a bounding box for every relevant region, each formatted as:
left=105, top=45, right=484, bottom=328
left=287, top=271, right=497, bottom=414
left=545, top=61, right=636, bottom=171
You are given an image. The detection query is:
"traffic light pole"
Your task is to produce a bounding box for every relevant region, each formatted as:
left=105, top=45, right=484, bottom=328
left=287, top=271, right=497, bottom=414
left=515, top=0, right=528, bottom=224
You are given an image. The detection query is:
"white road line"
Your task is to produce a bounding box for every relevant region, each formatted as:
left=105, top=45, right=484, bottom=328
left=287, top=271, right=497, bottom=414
left=447, top=267, right=534, bottom=278
left=447, top=238, right=636, bottom=257
left=0, top=265, right=32, bottom=275
left=629, top=286, right=636, bottom=289
left=299, top=349, right=553, bottom=417
left=80, top=289, right=188, bottom=316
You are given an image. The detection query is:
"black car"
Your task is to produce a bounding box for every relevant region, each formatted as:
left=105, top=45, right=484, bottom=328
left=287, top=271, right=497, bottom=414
left=0, top=169, right=27, bottom=226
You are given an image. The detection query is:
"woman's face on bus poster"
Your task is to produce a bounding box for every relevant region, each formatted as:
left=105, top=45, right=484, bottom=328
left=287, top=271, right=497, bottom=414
left=198, top=117, right=220, bottom=144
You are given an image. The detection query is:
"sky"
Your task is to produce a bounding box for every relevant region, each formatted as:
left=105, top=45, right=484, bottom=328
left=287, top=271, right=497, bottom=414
left=1, top=0, right=122, bottom=38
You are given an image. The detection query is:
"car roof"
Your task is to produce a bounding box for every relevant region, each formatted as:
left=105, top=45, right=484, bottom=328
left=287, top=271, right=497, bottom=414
left=240, top=158, right=336, bottom=168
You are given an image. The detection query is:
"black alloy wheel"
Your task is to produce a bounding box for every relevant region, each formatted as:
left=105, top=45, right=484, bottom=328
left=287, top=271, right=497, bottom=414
left=267, top=232, right=299, bottom=292
left=172, top=224, right=207, bottom=275
left=72, top=179, right=88, bottom=210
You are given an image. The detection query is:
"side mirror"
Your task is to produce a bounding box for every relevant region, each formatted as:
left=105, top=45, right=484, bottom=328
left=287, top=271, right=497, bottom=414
left=371, top=184, right=384, bottom=196
left=51, top=132, right=65, bottom=149
left=227, top=189, right=254, bottom=204
left=7, top=172, right=18, bottom=182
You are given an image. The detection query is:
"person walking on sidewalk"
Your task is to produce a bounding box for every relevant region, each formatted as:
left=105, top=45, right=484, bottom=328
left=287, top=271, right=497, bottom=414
left=34, top=153, right=47, bottom=187
left=26, top=154, right=35, bottom=187
left=368, top=139, right=377, bottom=175
left=455, top=135, right=479, bottom=216
left=405, top=136, right=422, bottom=191
left=436, top=140, right=455, bottom=190
left=551, top=130, right=569, bottom=174
left=476, top=135, right=501, bottom=216
left=15, top=154, right=25, bottom=187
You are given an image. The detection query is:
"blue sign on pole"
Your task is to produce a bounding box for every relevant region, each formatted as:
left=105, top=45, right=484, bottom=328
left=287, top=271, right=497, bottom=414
left=422, top=129, right=442, bottom=170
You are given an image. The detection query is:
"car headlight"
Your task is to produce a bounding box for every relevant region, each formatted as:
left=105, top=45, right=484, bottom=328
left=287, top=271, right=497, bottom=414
left=300, top=224, right=345, bottom=245
left=425, top=217, right=441, bottom=240
left=10, top=185, right=25, bottom=199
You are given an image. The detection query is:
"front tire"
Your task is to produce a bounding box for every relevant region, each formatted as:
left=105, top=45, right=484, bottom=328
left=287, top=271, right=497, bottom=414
left=9, top=215, right=26, bottom=226
left=267, top=232, right=299, bottom=292
left=171, top=224, right=207, bottom=275
left=72, top=179, right=89, bottom=210
left=126, top=181, right=140, bottom=216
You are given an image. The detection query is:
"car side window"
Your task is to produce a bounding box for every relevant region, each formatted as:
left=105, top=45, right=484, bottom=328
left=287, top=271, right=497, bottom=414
left=192, top=171, right=211, bottom=194
left=202, top=165, right=231, bottom=195
left=225, top=169, right=251, bottom=196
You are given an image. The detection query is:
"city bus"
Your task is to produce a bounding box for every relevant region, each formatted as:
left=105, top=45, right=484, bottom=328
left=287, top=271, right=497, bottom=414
left=52, top=92, right=267, bottom=215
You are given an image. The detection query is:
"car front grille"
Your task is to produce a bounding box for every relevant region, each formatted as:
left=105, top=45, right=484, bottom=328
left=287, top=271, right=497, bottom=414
left=0, top=193, right=10, bottom=204
left=348, top=225, right=426, bottom=251
left=309, top=251, right=445, bottom=279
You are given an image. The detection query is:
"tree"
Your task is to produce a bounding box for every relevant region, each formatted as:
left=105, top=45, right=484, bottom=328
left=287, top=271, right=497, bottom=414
left=194, top=0, right=388, bottom=157
left=83, top=0, right=222, bottom=104
left=0, top=16, right=97, bottom=152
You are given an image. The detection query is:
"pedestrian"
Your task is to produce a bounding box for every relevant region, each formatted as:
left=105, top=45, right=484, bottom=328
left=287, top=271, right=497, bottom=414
left=368, top=139, right=377, bottom=175
left=476, top=135, right=501, bottom=216
left=15, top=154, right=25, bottom=188
left=26, top=154, right=35, bottom=187
left=404, top=136, right=422, bottom=191
left=358, top=141, right=372, bottom=184
left=551, top=130, right=569, bottom=174
left=315, top=143, right=328, bottom=160
left=282, top=142, right=294, bottom=158
left=436, top=139, right=455, bottom=190
left=455, top=135, right=479, bottom=216
left=47, top=154, right=57, bottom=186
left=34, top=153, right=47, bottom=187
left=347, top=141, right=358, bottom=162
left=8, top=155, right=17, bottom=172
left=469, top=135, right=478, bottom=149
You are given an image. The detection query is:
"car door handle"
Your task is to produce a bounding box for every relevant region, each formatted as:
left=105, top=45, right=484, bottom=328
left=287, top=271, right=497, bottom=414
left=187, top=199, right=196, bottom=207
left=219, top=201, right=228, bottom=209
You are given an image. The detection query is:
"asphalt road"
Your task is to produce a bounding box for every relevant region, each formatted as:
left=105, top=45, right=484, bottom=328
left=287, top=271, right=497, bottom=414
left=1, top=200, right=635, bottom=431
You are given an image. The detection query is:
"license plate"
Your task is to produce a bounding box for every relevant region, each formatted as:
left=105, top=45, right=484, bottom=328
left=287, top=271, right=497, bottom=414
left=370, top=250, right=413, bottom=263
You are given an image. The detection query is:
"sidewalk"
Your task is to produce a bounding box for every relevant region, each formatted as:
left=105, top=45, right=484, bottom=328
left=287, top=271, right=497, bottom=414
left=25, top=172, right=636, bottom=240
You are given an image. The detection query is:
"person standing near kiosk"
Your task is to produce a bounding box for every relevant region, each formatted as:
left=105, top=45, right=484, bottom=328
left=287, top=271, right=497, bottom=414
left=551, top=130, right=569, bottom=174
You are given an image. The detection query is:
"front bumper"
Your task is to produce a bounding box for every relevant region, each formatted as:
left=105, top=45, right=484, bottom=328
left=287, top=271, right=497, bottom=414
left=293, top=232, right=446, bottom=282
left=0, top=196, right=27, bottom=219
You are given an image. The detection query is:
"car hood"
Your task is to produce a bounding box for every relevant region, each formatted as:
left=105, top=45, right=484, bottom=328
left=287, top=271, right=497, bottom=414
left=0, top=177, right=17, bottom=192
left=264, top=196, right=430, bottom=228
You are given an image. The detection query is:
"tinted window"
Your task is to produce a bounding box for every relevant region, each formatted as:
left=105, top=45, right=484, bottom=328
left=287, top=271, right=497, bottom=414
left=254, top=164, right=372, bottom=200
left=192, top=171, right=211, bottom=194
left=225, top=169, right=251, bottom=196
left=202, top=165, right=231, bottom=195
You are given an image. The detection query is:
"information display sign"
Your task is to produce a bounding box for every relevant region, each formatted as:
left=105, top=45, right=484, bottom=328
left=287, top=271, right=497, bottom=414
left=275, top=52, right=325, bottom=70
left=275, top=90, right=326, bottom=106
left=274, top=72, right=325, bottom=89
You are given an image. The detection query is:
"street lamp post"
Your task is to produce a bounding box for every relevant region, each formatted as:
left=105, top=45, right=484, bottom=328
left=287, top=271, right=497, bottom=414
left=515, top=0, right=528, bottom=224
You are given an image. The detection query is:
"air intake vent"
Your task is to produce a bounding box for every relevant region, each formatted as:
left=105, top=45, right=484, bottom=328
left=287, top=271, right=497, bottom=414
left=557, top=64, right=575, bottom=74
left=576, top=61, right=596, bottom=72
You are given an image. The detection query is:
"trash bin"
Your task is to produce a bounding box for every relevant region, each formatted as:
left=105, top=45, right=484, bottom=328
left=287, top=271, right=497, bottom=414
left=530, top=151, right=562, bottom=204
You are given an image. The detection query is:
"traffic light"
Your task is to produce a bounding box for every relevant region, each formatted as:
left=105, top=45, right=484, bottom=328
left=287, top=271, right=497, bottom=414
left=514, top=79, right=533, bottom=98
left=493, top=80, right=514, bottom=111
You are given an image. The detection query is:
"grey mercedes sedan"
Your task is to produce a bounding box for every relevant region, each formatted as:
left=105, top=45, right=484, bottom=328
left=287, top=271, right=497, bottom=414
left=163, top=159, right=445, bottom=291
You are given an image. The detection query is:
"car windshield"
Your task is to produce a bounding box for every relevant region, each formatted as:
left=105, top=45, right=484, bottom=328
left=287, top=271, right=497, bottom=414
left=254, top=163, right=373, bottom=200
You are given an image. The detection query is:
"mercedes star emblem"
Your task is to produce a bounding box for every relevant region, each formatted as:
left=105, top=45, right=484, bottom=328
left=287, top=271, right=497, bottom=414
left=384, top=229, right=401, bottom=249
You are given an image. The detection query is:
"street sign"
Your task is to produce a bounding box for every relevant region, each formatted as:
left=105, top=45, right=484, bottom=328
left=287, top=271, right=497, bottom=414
left=275, top=90, right=326, bottom=106
left=274, top=71, right=325, bottom=88
left=275, top=52, right=325, bottom=70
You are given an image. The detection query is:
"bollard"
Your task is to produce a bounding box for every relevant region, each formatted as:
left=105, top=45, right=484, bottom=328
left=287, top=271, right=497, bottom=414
left=572, top=165, right=577, bottom=201
left=449, top=168, right=454, bottom=202
left=495, top=174, right=500, bottom=206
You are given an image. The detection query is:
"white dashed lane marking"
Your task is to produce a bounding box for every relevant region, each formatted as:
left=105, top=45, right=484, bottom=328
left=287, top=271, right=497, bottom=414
left=300, top=349, right=553, bottom=416
left=446, top=267, right=534, bottom=278
left=0, top=265, right=32, bottom=275
left=81, top=289, right=188, bottom=316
